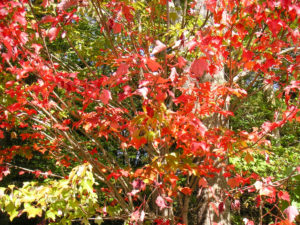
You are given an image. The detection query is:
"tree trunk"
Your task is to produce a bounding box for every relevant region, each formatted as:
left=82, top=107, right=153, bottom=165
left=171, top=1, right=231, bottom=224
left=196, top=69, right=231, bottom=225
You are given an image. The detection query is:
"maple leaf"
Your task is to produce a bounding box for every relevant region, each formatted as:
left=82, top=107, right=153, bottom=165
left=278, top=191, right=290, bottom=202
left=190, top=58, right=208, bottom=77
left=156, top=196, right=168, bottom=210
left=179, top=187, right=193, bottom=195
left=177, top=56, right=187, bottom=69
left=99, top=89, right=111, bottom=105
left=112, top=22, right=122, bottom=34
left=227, top=178, right=239, bottom=188
left=231, top=200, right=240, bottom=211
left=32, top=44, right=43, bottom=54
left=41, top=0, right=52, bottom=8
left=53, top=123, right=69, bottom=131
left=40, top=15, right=56, bottom=23
left=146, top=58, right=162, bottom=71
left=0, top=130, right=4, bottom=139
left=205, top=0, right=217, bottom=12
left=243, top=218, right=254, bottom=225
left=152, top=40, right=167, bottom=55
left=198, top=178, right=208, bottom=188
left=218, top=202, right=225, bottom=214
left=48, top=27, right=60, bottom=41
left=57, top=0, right=79, bottom=11
left=135, top=87, right=148, bottom=99
left=277, top=219, right=295, bottom=225
left=130, top=210, right=140, bottom=222
left=122, top=5, right=134, bottom=22
left=89, top=147, right=98, bottom=156
left=132, top=179, right=146, bottom=190
left=191, top=141, right=209, bottom=153
left=107, top=172, right=121, bottom=180
left=284, top=206, right=299, bottom=222
left=0, top=166, right=10, bottom=181
left=34, top=170, right=41, bottom=177
left=116, top=63, right=129, bottom=77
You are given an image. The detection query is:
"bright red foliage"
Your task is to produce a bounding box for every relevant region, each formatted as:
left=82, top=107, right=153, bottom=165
left=0, top=0, right=299, bottom=224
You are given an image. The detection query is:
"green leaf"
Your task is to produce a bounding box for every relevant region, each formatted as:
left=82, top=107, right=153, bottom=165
left=9, top=209, right=19, bottom=221
left=45, top=210, right=56, bottom=221
left=23, top=206, right=43, bottom=218
left=95, top=216, right=103, bottom=225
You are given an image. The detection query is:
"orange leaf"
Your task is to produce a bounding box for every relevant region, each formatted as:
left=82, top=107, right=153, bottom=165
left=198, top=178, right=208, bottom=188
left=179, top=187, right=193, bottom=195
left=146, top=58, right=162, bottom=71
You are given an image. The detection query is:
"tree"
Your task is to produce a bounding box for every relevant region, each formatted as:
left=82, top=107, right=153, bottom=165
left=0, top=0, right=299, bottom=224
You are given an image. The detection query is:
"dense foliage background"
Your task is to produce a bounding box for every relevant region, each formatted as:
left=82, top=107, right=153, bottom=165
left=0, top=0, right=299, bottom=224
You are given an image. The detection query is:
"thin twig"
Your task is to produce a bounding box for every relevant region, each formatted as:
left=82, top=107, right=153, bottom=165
left=4, top=162, right=64, bottom=179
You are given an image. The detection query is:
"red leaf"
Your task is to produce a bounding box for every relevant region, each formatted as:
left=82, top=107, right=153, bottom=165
left=177, top=56, right=187, bottom=69
left=218, top=202, right=225, bottom=214
left=231, top=200, right=240, bottom=211
left=278, top=191, right=290, bottom=202
left=223, top=172, right=231, bottom=178
left=242, top=50, right=254, bottom=62
left=284, top=206, right=299, bottom=222
left=5, top=81, right=15, bottom=88
left=48, top=27, right=60, bottom=41
left=32, top=44, right=43, bottom=54
left=99, top=89, right=111, bottom=105
left=34, top=170, right=41, bottom=177
left=130, top=210, right=140, bottom=222
left=2, top=39, right=13, bottom=59
left=116, top=63, right=129, bottom=77
left=179, top=187, right=193, bottom=195
left=277, top=219, right=295, bottom=225
left=191, top=141, right=209, bottom=153
left=13, top=12, right=27, bottom=26
left=205, top=0, right=217, bottom=12
left=227, top=178, right=239, bottom=188
left=40, top=15, right=56, bottom=23
left=267, top=19, right=285, bottom=37
left=0, top=130, right=4, bottom=139
left=132, top=179, right=146, bottom=190
left=0, top=167, right=10, bottom=181
left=112, top=23, right=122, bottom=34
left=146, top=58, right=162, bottom=71
left=89, top=147, right=98, bottom=155
left=53, top=124, right=69, bottom=131
left=135, top=87, right=148, bottom=99
left=122, top=5, right=134, bottom=22
left=41, top=0, right=51, bottom=8
left=243, top=218, right=255, bottom=225
left=156, top=196, right=168, bottom=210
left=198, top=178, right=208, bottom=187
left=152, top=40, right=167, bottom=55
left=57, top=0, right=78, bottom=11
left=190, top=58, right=208, bottom=77
left=107, top=172, right=121, bottom=180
